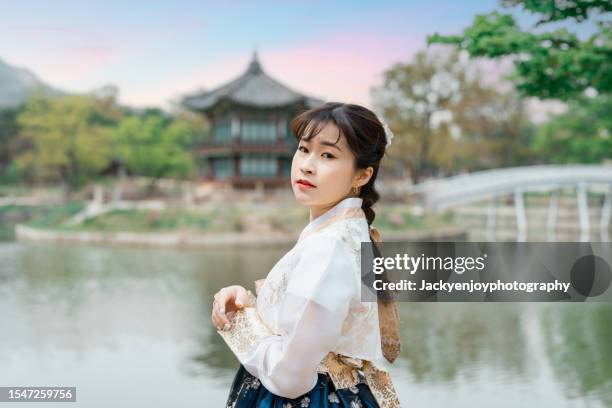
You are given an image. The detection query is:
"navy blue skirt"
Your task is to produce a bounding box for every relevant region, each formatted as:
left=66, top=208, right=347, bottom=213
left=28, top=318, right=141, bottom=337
left=226, top=364, right=381, bottom=408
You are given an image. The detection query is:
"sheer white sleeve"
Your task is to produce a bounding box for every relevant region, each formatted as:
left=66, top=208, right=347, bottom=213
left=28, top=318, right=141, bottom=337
left=226, top=235, right=357, bottom=399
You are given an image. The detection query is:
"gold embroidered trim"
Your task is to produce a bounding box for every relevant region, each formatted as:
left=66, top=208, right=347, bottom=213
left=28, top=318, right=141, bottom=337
left=245, top=289, right=257, bottom=307
left=217, top=307, right=277, bottom=360
left=369, top=225, right=402, bottom=364
left=299, top=207, right=365, bottom=242
left=316, top=352, right=401, bottom=408
left=217, top=308, right=401, bottom=408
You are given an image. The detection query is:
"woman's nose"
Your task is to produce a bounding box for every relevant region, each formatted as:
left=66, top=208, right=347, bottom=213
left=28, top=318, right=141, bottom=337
left=300, top=154, right=316, bottom=174
left=301, top=165, right=314, bottom=174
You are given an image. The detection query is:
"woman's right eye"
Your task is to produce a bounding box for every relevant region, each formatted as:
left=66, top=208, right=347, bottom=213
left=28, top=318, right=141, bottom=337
left=298, top=146, right=308, bottom=153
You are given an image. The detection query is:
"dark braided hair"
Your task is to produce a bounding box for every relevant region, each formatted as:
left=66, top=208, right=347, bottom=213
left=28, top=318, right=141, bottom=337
left=290, top=102, right=393, bottom=302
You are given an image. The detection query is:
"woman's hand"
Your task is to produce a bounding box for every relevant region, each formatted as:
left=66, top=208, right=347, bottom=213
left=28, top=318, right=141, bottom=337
left=211, top=285, right=254, bottom=331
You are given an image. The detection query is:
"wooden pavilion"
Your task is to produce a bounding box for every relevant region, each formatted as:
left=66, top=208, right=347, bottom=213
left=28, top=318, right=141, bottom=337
left=182, top=52, right=324, bottom=188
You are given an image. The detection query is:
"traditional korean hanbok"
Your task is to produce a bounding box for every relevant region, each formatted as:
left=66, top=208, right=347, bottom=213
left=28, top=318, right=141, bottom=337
left=218, top=197, right=401, bottom=408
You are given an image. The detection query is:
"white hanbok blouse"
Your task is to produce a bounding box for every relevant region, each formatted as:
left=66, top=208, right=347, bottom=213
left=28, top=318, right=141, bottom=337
left=219, top=197, right=389, bottom=400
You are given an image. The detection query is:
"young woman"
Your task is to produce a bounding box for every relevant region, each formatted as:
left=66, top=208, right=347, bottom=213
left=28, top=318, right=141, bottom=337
left=211, top=102, right=401, bottom=408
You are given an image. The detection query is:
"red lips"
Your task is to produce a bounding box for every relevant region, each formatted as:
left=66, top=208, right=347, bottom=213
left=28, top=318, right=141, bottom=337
left=296, top=178, right=316, bottom=188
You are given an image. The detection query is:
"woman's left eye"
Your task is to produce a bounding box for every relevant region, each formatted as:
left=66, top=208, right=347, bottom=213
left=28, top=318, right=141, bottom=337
left=322, top=153, right=335, bottom=159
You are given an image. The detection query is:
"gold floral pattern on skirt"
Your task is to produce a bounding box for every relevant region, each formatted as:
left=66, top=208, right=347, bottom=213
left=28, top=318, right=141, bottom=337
left=316, top=352, right=401, bottom=408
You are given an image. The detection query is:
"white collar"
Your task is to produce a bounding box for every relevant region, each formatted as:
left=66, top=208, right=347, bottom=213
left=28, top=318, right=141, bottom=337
left=298, top=197, right=363, bottom=242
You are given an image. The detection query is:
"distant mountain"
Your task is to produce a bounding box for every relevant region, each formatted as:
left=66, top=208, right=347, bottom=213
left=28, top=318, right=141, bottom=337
left=0, top=57, right=64, bottom=108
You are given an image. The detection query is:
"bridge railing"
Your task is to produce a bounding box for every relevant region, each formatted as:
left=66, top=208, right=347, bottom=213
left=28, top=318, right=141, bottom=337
left=406, top=165, right=612, bottom=242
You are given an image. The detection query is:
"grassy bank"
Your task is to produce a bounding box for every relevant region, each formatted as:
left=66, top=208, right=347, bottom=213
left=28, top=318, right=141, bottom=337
left=0, top=202, right=85, bottom=239
left=19, top=202, right=454, bottom=234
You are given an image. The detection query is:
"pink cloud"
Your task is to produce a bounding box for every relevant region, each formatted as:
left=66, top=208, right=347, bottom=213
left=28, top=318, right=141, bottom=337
left=0, top=25, right=120, bottom=88
left=262, top=32, right=423, bottom=106
left=0, top=21, right=204, bottom=94
left=126, top=31, right=424, bottom=108
left=121, top=54, right=250, bottom=107
left=24, top=45, right=119, bottom=88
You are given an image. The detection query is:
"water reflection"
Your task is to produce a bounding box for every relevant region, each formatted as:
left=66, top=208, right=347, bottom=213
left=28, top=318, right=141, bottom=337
left=398, top=303, right=527, bottom=382
left=542, top=303, right=612, bottom=406
left=0, top=242, right=611, bottom=407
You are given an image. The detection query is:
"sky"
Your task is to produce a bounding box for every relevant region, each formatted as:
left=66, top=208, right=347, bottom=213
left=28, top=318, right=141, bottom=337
left=0, top=0, right=600, bottom=110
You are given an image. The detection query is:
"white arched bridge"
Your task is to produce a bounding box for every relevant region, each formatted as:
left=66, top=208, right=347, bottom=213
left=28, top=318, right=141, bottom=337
left=405, top=165, right=612, bottom=242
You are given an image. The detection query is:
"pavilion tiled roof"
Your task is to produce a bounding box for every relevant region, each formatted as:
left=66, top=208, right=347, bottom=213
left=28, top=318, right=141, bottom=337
left=182, top=52, right=324, bottom=112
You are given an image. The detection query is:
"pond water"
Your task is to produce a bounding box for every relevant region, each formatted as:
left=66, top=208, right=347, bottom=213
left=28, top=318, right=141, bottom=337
left=1, top=241, right=611, bottom=407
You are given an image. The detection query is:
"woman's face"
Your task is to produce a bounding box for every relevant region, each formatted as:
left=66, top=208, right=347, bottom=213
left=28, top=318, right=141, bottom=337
left=291, top=122, right=371, bottom=213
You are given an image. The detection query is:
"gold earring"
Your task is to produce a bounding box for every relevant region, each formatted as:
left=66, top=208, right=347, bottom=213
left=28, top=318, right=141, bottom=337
left=352, top=186, right=359, bottom=196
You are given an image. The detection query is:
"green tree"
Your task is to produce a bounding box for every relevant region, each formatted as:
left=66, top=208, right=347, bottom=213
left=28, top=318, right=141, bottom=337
left=533, top=94, right=611, bottom=163
left=451, top=71, right=536, bottom=170
left=112, top=113, right=195, bottom=192
left=428, top=0, right=611, bottom=100
left=372, top=47, right=533, bottom=182
left=372, top=49, right=461, bottom=183
left=0, top=106, right=22, bottom=182
left=16, top=93, right=117, bottom=199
